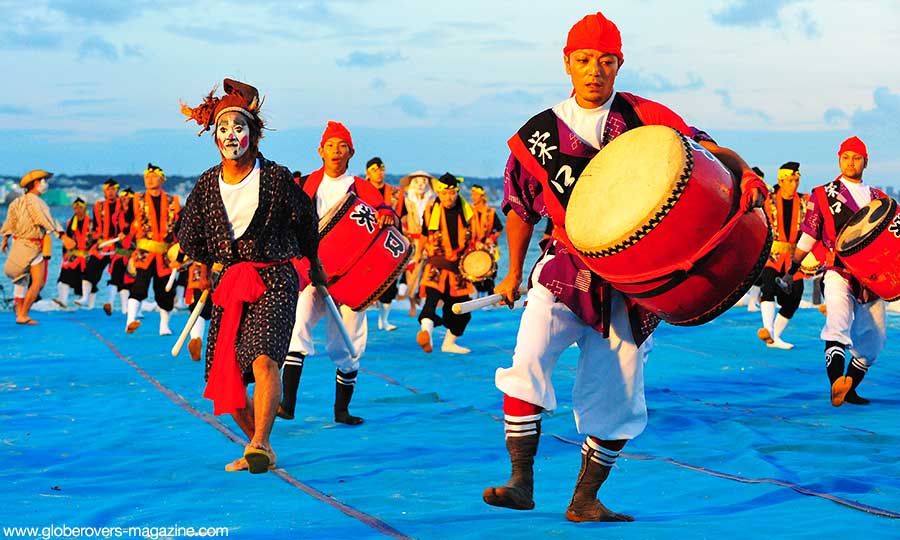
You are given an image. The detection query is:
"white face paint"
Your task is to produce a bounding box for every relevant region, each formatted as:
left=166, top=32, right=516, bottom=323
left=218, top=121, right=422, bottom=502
left=36, top=179, right=48, bottom=194
left=216, top=111, right=252, bottom=160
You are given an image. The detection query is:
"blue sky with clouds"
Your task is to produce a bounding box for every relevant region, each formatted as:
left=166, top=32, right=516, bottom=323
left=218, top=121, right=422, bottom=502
left=4, top=0, right=900, bottom=187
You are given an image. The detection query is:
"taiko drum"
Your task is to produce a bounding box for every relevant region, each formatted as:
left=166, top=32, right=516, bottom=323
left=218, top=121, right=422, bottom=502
left=565, top=125, right=771, bottom=325
left=836, top=197, right=900, bottom=301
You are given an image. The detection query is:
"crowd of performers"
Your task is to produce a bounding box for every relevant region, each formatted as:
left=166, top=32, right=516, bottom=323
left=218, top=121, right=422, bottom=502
left=1, top=9, right=894, bottom=524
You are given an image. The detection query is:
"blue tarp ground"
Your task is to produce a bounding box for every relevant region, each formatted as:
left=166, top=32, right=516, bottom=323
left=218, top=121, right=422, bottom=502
left=1, top=299, right=899, bottom=540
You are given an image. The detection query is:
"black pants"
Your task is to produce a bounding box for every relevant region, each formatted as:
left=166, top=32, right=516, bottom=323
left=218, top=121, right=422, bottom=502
left=418, top=283, right=471, bottom=336
left=378, top=277, right=399, bottom=304
left=759, top=266, right=803, bottom=319
left=130, top=265, right=176, bottom=311
left=109, top=257, right=131, bottom=290
left=84, top=254, right=111, bottom=287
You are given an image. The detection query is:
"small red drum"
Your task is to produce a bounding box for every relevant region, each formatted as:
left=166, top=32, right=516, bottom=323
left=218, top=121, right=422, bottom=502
left=565, top=125, right=771, bottom=325
left=297, top=192, right=412, bottom=310
left=836, top=197, right=900, bottom=301
left=459, top=247, right=497, bottom=282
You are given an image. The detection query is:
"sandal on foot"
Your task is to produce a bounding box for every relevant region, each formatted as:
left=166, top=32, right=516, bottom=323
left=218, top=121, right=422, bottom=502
left=243, top=445, right=276, bottom=474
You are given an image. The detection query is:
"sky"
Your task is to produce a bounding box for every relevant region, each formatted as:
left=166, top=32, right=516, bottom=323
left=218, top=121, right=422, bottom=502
left=4, top=0, right=900, bottom=188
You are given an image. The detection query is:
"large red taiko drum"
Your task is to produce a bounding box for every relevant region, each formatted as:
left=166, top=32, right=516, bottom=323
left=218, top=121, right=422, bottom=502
left=564, top=125, right=771, bottom=325
left=836, top=197, right=900, bottom=301
left=296, top=192, right=412, bottom=310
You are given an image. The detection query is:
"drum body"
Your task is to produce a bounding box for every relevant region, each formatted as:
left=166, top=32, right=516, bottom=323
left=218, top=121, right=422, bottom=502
left=836, top=197, right=900, bottom=301
left=298, top=193, right=412, bottom=310
left=459, top=247, right=497, bottom=282
left=800, top=245, right=826, bottom=277
left=565, top=125, right=770, bottom=325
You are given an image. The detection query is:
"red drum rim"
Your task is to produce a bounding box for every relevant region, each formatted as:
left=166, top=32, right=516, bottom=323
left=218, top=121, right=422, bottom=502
left=836, top=197, right=897, bottom=257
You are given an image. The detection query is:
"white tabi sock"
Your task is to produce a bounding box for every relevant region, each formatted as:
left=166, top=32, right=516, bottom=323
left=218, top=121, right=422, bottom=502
left=57, top=283, right=70, bottom=306
left=119, top=290, right=129, bottom=313
left=441, top=331, right=471, bottom=354
left=78, top=279, right=92, bottom=306
left=189, top=317, right=206, bottom=339
left=760, top=301, right=776, bottom=335
left=159, top=309, right=172, bottom=336
left=769, top=314, right=794, bottom=349
left=126, top=298, right=140, bottom=326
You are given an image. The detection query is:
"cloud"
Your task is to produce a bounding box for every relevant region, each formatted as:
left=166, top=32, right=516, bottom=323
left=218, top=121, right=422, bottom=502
left=122, top=44, right=143, bottom=58
left=78, top=35, right=118, bottom=61
left=391, top=95, right=428, bottom=118
left=165, top=24, right=263, bottom=44
left=715, top=89, right=771, bottom=122
left=824, top=107, right=847, bottom=125
left=48, top=0, right=147, bottom=24
left=0, top=25, right=63, bottom=50
left=0, top=105, right=31, bottom=115
left=370, top=77, right=387, bottom=91
left=616, top=71, right=704, bottom=93
left=710, top=0, right=795, bottom=27
left=57, top=98, right=108, bottom=108
left=338, top=50, right=405, bottom=68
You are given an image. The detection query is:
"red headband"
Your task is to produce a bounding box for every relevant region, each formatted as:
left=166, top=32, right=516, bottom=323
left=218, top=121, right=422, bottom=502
left=563, top=11, right=623, bottom=62
left=838, top=136, right=867, bottom=160
left=320, top=121, right=354, bottom=151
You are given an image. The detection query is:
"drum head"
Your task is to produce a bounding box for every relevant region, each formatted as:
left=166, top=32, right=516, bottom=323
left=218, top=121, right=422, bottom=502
left=837, top=197, right=896, bottom=254
left=799, top=252, right=822, bottom=276
left=460, top=249, right=494, bottom=280
left=566, top=125, right=687, bottom=253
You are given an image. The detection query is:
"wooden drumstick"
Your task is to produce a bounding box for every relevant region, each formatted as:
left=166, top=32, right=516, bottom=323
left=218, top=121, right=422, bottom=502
left=165, top=269, right=179, bottom=292
left=171, top=262, right=222, bottom=357
left=452, top=288, right=527, bottom=315
left=316, top=284, right=359, bottom=359
left=97, top=237, right=120, bottom=249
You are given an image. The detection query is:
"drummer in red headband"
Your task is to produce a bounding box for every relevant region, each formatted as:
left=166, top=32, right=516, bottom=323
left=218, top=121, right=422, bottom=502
left=177, top=78, right=322, bottom=474
left=482, top=11, right=766, bottom=521
left=279, top=121, right=399, bottom=425
left=783, top=136, right=889, bottom=407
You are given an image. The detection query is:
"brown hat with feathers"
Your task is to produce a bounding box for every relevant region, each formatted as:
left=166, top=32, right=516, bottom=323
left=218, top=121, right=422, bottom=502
left=180, top=78, right=265, bottom=136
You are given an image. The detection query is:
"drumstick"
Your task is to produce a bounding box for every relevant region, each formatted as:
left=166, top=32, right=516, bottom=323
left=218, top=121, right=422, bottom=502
left=171, top=262, right=222, bottom=357
left=165, top=269, right=179, bottom=292
left=316, top=284, right=359, bottom=358
left=97, top=237, right=120, bottom=249
left=452, top=288, right=528, bottom=315
left=171, top=288, right=208, bottom=357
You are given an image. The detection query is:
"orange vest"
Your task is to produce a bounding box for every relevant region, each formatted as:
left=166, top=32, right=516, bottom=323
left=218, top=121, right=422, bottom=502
left=764, top=191, right=808, bottom=275
left=420, top=201, right=475, bottom=297
left=471, top=204, right=499, bottom=244
left=131, top=191, right=180, bottom=275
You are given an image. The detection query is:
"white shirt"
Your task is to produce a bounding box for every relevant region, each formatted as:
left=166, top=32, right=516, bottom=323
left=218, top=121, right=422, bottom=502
left=218, top=159, right=260, bottom=240
left=551, top=94, right=614, bottom=150
left=840, top=177, right=873, bottom=208
left=316, top=172, right=354, bottom=218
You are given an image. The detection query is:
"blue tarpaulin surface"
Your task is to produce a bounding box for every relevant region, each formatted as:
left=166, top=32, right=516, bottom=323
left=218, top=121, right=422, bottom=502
left=1, top=298, right=899, bottom=539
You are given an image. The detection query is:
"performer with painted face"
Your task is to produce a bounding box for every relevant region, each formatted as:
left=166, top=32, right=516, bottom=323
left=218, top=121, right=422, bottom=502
left=125, top=163, right=180, bottom=335
left=756, top=162, right=808, bottom=349
left=482, top=11, right=766, bottom=521
left=177, top=78, right=321, bottom=473
left=1, top=169, right=70, bottom=325
left=784, top=137, right=888, bottom=406
left=414, top=173, right=477, bottom=354
left=79, top=179, right=125, bottom=312
left=278, top=121, right=399, bottom=425
left=400, top=171, right=436, bottom=316
left=56, top=198, right=92, bottom=307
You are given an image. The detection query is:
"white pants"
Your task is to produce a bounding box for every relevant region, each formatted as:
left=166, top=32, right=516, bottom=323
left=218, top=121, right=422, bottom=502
left=288, top=285, right=367, bottom=373
left=495, top=276, right=648, bottom=440
left=821, top=270, right=886, bottom=367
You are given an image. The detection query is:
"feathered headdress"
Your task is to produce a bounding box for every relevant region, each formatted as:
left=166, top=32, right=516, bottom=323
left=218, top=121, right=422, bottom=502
left=180, top=78, right=265, bottom=136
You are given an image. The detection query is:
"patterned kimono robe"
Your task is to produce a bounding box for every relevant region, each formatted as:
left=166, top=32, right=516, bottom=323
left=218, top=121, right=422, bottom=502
left=175, top=154, right=319, bottom=381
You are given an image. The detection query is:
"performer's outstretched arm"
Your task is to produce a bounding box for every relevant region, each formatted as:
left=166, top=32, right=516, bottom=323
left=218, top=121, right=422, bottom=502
left=495, top=210, right=533, bottom=307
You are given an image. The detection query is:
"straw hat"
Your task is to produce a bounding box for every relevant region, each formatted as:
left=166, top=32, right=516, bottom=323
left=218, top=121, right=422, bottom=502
left=20, top=169, right=53, bottom=188
left=399, top=170, right=435, bottom=190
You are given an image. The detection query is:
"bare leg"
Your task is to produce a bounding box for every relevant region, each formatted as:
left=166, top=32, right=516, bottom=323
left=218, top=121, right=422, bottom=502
left=17, top=263, right=45, bottom=323
left=230, top=394, right=255, bottom=439
left=249, top=355, right=280, bottom=450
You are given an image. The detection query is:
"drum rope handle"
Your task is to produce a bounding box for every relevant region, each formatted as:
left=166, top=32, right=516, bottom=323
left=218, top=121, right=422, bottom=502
left=597, top=210, right=747, bottom=284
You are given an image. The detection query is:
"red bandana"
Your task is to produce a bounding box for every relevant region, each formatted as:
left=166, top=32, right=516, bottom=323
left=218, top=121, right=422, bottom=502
left=563, top=11, right=623, bottom=62
left=320, top=121, right=354, bottom=151
left=838, top=136, right=867, bottom=160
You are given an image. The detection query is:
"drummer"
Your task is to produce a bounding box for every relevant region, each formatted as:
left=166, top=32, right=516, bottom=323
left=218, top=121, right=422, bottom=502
left=413, top=173, right=476, bottom=354
left=400, top=171, right=436, bottom=316
left=783, top=136, right=888, bottom=406
left=482, top=11, right=766, bottom=522
left=279, top=121, right=399, bottom=425
left=756, top=162, right=808, bottom=349
left=469, top=184, right=503, bottom=298
left=365, top=156, right=406, bottom=331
